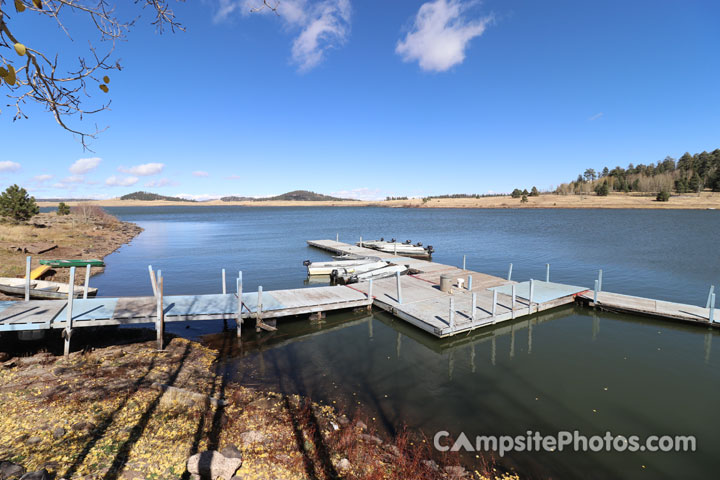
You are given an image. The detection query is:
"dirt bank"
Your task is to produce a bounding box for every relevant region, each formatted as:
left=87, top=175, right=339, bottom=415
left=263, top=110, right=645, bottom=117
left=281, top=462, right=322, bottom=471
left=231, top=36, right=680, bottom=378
left=0, top=211, right=142, bottom=299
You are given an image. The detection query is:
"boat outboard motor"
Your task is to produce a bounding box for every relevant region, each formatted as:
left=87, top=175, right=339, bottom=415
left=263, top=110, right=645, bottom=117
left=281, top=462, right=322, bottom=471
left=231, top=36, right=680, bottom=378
left=380, top=237, right=384, bottom=241
left=417, top=242, right=423, bottom=246
left=303, top=260, right=311, bottom=266
left=390, top=238, right=396, bottom=243
left=405, top=239, right=411, bottom=244
left=349, top=275, right=359, bottom=284
left=427, top=245, right=434, bottom=253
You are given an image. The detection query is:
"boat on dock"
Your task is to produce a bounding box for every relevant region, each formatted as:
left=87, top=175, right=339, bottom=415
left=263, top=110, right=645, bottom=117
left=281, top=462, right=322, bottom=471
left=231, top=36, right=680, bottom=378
left=39, top=259, right=105, bottom=268
left=358, top=239, right=433, bottom=257
left=0, top=277, right=98, bottom=300
left=304, top=256, right=381, bottom=276
left=332, top=263, right=407, bottom=285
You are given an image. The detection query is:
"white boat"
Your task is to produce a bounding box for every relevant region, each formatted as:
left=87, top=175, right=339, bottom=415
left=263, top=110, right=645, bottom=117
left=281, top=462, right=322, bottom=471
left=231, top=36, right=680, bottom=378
left=328, top=260, right=389, bottom=279
left=304, top=257, right=381, bottom=276
left=333, top=264, right=408, bottom=285
left=358, top=238, right=433, bottom=257
left=0, top=277, right=98, bottom=300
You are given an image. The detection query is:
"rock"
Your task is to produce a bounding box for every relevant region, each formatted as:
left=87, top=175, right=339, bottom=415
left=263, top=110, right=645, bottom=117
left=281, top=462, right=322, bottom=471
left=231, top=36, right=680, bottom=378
left=337, top=415, right=350, bottom=426
left=0, top=461, right=26, bottom=480
left=358, top=433, right=383, bottom=445
left=71, top=421, right=96, bottom=432
left=19, top=470, right=50, bottom=480
left=52, top=427, right=66, bottom=439
left=444, top=465, right=467, bottom=477
left=0, top=352, right=10, bottom=363
left=385, top=445, right=401, bottom=457
left=26, top=436, right=42, bottom=445
left=219, top=446, right=242, bottom=460
left=153, top=383, right=226, bottom=408
left=355, top=420, right=367, bottom=432
left=422, top=460, right=439, bottom=471
left=17, top=353, right=54, bottom=367
left=239, top=430, right=266, bottom=446
left=2, top=359, right=17, bottom=369
left=186, top=451, right=242, bottom=480
left=248, top=396, right=279, bottom=410
left=336, top=458, right=351, bottom=471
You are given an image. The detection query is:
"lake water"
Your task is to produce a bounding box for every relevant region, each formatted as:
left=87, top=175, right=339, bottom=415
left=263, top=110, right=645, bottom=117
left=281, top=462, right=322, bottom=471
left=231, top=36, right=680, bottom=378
left=89, top=207, right=719, bottom=479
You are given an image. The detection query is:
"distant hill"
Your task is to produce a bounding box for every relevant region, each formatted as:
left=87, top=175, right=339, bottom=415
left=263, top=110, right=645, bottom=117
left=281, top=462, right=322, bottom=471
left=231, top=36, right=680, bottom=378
left=37, top=198, right=94, bottom=202
left=221, top=190, right=354, bottom=202
left=120, top=191, right=195, bottom=202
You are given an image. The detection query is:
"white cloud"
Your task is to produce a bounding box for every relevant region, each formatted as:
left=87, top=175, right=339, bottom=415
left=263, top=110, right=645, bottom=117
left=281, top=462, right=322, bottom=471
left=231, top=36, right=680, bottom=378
left=329, top=187, right=383, bottom=201
left=105, top=175, right=139, bottom=187
left=33, top=174, right=53, bottom=182
left=217, top=0, right=351, bottom=71
left=588, top=112, right=604, bottom=121
left=0, top=161, right=21, bottom=172
left=192, top=171, right=209, bottom=177
left=118, top=163, right=165, bottom=176
left=70, top=157, right=101, bottom=174
left=396, top=0, right=491, bottom=72
left=144, top=178, right=177, bottom=188
left=62, top=175, right=86, bottom=184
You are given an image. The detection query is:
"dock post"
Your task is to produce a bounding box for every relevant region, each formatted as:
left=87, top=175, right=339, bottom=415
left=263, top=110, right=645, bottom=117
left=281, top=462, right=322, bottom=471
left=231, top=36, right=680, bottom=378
left=25, top=256, right=31, bottom=301
left=256, top=286, right=263, bottom=331
left=449, top=297, right=455, bottom=328
left=368, top=278, right=373, bottom=300
left=396, top=271, right=402, bottom=304
left=462, top=255, right=466, bottom=270
left=471, top=292, right=477, bottom=321
left=511, top=284, right=516, bottom=319
left=710, top=293, right=716, bottom=323
left=507, top=263, right=513, bottom=281
left=706, top=285, right=715, bottom=308
left=594, top=279, right=599, bottom=305
left=528, top=279, right=534, bottom=314
left=155, top=270, right=164, bottom=350
left=467, top=275, right=472, bottom=290
left=148, top=265, right=158, bottom=297
left=598, top=269, right=603, bottom=292
left=394, top=243, right=397, bottom=255
left=236, top=274, right=243, bottom=338
left=492, top=289, right=498, bottom=317
left=64, top=267, right=76, bottom=357
left=83, top=264, right=91, bottom=299
left=360, top=236, right=363, bottom=247
left=545, top=263, right=550, bottom=282
left=222, top=269, right=227, bottom=294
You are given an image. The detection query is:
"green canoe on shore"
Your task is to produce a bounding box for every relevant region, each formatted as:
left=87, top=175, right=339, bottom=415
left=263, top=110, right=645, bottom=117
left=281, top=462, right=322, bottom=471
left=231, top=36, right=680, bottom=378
left=39, top=259, right=105, bottom=268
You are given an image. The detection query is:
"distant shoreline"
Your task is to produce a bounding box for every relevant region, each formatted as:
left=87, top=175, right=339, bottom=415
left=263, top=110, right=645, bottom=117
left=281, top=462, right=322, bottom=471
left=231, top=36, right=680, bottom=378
left=37, top=192, right=720, bottom=210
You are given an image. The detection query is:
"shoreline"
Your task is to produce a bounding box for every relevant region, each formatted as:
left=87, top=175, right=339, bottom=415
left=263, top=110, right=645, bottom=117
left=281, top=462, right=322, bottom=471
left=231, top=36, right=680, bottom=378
left=0, top=332, right=510, bottom=480
left=37, top=192, right=720, bottom=210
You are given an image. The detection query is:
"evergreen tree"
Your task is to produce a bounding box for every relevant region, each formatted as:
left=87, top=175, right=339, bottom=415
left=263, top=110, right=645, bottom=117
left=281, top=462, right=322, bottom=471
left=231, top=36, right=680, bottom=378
left=530, top=186, right=539, bottom=196
left=57, top=202, right=71, bottom=215
left=0, top=185, right=39, bottom=221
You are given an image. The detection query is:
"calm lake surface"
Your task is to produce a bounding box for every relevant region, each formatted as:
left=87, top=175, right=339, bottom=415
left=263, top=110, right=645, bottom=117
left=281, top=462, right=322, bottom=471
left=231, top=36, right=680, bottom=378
left=91, top=207, right=719, bottom=479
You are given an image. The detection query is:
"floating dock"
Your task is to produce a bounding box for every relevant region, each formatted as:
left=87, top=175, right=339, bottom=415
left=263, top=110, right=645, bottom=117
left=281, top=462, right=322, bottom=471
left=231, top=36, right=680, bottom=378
left=1, top=239, right=717, bottom=356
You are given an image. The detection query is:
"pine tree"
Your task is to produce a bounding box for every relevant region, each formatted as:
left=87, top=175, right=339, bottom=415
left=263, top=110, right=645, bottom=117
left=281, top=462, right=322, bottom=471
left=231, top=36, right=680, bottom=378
left=0, top=185, right=39, bottom=221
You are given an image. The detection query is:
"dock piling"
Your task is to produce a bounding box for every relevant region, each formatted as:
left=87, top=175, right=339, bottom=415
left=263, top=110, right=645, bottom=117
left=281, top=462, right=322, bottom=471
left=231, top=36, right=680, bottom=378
left=222, top=269, right=227, bottom=295
left=449, top=297, right=455, bottom=328
left=256, top=286, right=263, bottom=330
left=360, top=236, right=363, bottom=247
left=236, top=274, right=242, bottom=338
left=83, top=264, right=91, bottom=299
left=710, top=293, right=716, bottom=324
left=148, top=265, right=158, bottom=297
left=706, top=285, right=715, bottom=308
left=368, top=278, right=373, bottom=300
left=492, top=289, right=498, bottom=317
left=528, top=279, right=534, bottom=314
left=594, top=279, right=599, bottom=305
left=64, top=267, right=76, bottom=357
left=507, top=263, right=513, bottom=281
left=25, top=256, right=31, bottom=301
left=467, top=275, right=472, bottom=290
left=396, top=271, right=402, bottom=304
left=462, top=255, right=466, bottom=270
left=511, top=284, right=516, bottom=319
left=598, top=269, right=603, bottom=292
left=471, top=292, right=477, bottom=321
left=546, top=264, right=550, bottom=282
left=336, top=233, right=339, bottom=242
left=156, top=270, right=164, bottom=350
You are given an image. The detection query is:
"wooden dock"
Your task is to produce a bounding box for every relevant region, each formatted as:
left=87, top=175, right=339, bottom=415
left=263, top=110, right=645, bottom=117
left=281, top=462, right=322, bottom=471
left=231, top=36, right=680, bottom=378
left=308, top=239, right=719, bottom=337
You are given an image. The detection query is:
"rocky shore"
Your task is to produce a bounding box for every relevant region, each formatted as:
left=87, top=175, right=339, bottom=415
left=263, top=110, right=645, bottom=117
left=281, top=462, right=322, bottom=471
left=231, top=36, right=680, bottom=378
left=0, top=332, right=517, bottom=480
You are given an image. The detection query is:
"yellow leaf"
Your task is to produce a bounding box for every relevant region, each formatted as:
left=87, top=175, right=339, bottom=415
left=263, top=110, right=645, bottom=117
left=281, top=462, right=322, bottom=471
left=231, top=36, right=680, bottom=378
left=103, top=75, right=110, bottom=84
left=15, top=0, right=26, bottom=13
left=0, top=67, right=8, bottom=78
left=14, top=43, right=27, bottom=57
left=99, top=84, right=109, bottom=93
left=6, top=66, right=16, bottom=86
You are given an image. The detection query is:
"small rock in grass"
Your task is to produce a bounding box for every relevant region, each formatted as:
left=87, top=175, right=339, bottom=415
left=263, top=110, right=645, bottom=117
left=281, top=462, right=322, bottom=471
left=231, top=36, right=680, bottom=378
left=444, top=465, right=467, bottom=477
left=336, top=458, right=351, bottom=471
left=422, top=460, right=439, bottom=471
left=358, top=433, right=383, bottom=445
left=26, top=436, right=42, bottom=445
left=239, top=430, right=266, bottom=446
left=186, top=451, right=242, bottom=480
left=52, top=427, right=66, bottom=439
left=219, top=446, right=243, bottom=460
left=356, top=421, right=367, bottom=432
left=19, top=469, right=50, bottom=480
left=0, top=461, right=26, bottom=480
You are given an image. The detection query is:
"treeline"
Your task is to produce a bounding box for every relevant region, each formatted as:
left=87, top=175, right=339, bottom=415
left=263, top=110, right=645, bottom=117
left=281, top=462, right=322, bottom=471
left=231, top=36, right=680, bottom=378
left=120, top=191, right=194, bottom=202
left=556, top=149, right=720, bottom=195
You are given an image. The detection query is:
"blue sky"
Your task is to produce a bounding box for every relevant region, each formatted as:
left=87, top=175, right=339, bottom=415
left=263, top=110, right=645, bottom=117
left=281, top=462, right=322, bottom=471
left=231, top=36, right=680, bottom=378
left=1, top=0, right=719, bottom=200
